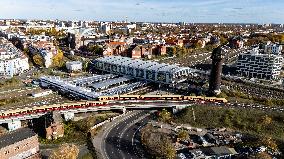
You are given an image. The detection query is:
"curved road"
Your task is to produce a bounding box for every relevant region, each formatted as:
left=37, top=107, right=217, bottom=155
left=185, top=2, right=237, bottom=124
left=103, top=110, right=150, bottom=159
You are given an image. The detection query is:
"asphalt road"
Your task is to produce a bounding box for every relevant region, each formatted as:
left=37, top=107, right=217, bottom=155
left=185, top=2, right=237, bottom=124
left=103, top=110, right=150, bottom=159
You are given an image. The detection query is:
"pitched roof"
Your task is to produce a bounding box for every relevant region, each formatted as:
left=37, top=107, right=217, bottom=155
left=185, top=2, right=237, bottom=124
left=108, top=41, right=126, bottom=46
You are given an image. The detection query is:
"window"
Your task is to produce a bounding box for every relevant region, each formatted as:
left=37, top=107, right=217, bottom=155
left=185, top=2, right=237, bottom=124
left=15, top=146, right=20, bottom=150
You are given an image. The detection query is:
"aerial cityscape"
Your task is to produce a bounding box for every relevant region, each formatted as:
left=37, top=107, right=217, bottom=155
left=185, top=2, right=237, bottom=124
left=0, top=0, right=284, bottom=159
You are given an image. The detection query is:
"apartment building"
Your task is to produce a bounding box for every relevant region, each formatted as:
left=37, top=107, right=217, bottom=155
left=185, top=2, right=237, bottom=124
left=0, top=37, right=29, bottom=77
left=237, top=47, right=283, bottom=80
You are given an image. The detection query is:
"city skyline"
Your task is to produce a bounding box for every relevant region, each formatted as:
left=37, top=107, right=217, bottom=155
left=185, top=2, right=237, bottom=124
left=1, top=0, right=284, bottom=23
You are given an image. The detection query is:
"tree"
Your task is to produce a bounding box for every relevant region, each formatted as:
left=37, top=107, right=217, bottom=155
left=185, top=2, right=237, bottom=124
left=33, top=54, right=44, bottom=67
left=264, top=99, right=273, bottom=107
left=158, top=109, right=172, bottom=123
left=220, top=36, right=228, bottom=45
left=217, top=92, right=228, bottom=98
left=52, top=49, right=64, bottom=68
left=259, top=136, right=278, bottom=151
left=166, top=47, right=177, bottom=57
left=50, top=144, right=79, bottom=159
left=82, top=60, right=90, bottom=72
left=141, top=125, right=176, bottom=159
left=261, top=115, right=272, bottom=125
left=190, top=93, right=196, bottom=96
left=162, top=137, right=177, bottom=159
left=178, top=129, right=189, bottom=140
left=249, top=152, right=272, bottom=159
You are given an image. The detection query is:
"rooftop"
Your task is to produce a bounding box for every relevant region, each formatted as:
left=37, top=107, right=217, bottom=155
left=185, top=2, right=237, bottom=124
left=95, top=55, right=194, bottom=74
left=0, top=127, right=37, bottom=149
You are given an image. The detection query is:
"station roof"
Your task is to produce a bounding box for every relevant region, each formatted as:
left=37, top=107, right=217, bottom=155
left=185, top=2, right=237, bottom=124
left=72, top=74, right=116, bottom=85
left=95, top=56, right=193, bottom=74
left=90, top=77, right=132, bottom=90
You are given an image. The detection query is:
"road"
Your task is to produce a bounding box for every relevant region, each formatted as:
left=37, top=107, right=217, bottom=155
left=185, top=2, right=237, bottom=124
left=101, top=110, right=150, bottom=159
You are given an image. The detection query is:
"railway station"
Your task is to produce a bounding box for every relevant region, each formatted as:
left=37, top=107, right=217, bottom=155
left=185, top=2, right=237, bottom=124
left=91, top=56, right=196, bottom=85
left=39, top=74, right=147, bottom=100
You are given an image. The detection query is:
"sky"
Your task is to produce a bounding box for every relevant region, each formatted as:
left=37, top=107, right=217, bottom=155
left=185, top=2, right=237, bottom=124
left=0, top=0, right=284, bottom=23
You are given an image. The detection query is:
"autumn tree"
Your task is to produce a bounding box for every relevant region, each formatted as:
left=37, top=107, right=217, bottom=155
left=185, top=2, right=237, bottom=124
left=52, top=49, right=64, bottom=68
left=249, top=152, right=272, bottom=159
left=260, top=115, right=272, bottom=125
left=177, top=129, right=189, bottom=140
left=50, top=144, right=79, bottom=159
left=33, top=54, right=44, bottom=67
left=259, top=136, right=278, bottom=151
left=158, top=109, right=172, bottom=123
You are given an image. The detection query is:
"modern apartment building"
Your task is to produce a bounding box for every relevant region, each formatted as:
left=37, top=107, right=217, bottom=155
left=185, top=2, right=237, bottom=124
left=0, top=37, right=29, bottom=77
left=237, top=47, right=283, bottom=80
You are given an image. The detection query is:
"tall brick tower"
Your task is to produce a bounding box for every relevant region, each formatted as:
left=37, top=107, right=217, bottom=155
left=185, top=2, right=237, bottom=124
left=209, top=46, right=224, bottom=96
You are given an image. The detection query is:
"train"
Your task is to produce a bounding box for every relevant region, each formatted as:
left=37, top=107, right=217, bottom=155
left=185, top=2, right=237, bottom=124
left=97, top=94, right=227, bottom=103
left=0, top=95, right=227, bottom=119
left=0, top=101, right=109, bottom=119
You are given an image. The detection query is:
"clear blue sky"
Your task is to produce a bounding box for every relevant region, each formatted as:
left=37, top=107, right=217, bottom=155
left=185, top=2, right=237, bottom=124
left=1, top=0, right=284, bottom=23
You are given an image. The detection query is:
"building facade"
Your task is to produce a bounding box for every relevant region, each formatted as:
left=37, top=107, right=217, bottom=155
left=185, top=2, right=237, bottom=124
left=0, top=37, right=29, bottom=77
left=264, top=44, right=282, bottom=54
left=237, top=49, right=283, bottom=80
left=66, top=61, right=82, bottom=72
left=0, top=128, right=40, bottom=159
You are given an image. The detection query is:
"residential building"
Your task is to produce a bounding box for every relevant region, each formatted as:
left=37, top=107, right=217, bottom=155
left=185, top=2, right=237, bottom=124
left=237, top=48, right=283, bottom=80
left=66, top=61, right=83, bottom=72
left=0, top=127, right=40, bottom=159
left=125, top=45, right=145, bottom=59
left=28, top=41, right=58, bottom=68
left=264, top=44, right=282, bottom=54
left=103, top=41, right=127, bottom=56
left=0, top=37, right=29, bottom=77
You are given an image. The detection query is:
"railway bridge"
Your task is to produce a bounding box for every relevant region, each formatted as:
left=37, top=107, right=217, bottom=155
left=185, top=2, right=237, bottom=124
left=0, top=100, right=193, bottom=131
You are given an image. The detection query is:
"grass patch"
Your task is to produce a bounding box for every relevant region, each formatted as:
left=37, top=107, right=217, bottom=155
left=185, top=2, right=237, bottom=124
left=175, top=105, right=284, bottom=140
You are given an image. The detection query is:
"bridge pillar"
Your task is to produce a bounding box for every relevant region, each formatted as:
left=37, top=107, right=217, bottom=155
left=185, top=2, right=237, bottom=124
left=172, top=105, right=189, bottom=114
left=122, top=108, right=126, bottom=114
left=7, top=120, right=21, bottom=131
left=63, top=112, right=75, bottom=121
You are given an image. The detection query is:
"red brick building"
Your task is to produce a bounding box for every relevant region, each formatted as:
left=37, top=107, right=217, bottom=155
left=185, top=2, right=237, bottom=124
left=0, top=127, right=40, bottom=159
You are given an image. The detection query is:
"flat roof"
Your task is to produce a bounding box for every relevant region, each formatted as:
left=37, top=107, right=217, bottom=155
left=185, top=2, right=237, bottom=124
left=73, top=74, right=116, bottom=85
left=101, top=81, right=146, bottom=95
left=94, top=56, right=192, bottom=74
left=0, top=127, right=36, bottom=149
left=91, top=77, right=132, bottom=90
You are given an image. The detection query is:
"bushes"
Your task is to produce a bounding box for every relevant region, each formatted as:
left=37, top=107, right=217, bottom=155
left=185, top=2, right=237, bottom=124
left=50, top=144, right=79, bottom=159
left=0, top=97, right=30, bottom=107
left=224, top=89, right=284, bottom=107
left=0, top=77, right=21, bottom=88
left=175, top=105, right=284, bottom=140
left=141, top=125, right=176, bottom=159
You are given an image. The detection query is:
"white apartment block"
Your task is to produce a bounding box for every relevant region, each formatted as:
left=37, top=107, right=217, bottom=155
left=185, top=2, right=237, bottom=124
left=40, top=49, right=53, bottom=68
left=0, top=38, right=29, bottom=77
left=237, top=48, right=283, bottom=80
left=66, top=61, right=82, bottom=72
left=264, top=44, right=282, bottom=54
